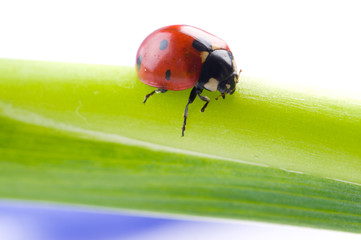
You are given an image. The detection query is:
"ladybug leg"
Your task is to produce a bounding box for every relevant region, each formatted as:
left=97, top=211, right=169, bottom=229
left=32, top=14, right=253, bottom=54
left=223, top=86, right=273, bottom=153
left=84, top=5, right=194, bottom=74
left=182, top=87, right=197, bottom=137
left=197, top=90, right=210, bottom=113
left=143, top=88, right=167, bottom=103
left=143, top=90, right=156, bottom=103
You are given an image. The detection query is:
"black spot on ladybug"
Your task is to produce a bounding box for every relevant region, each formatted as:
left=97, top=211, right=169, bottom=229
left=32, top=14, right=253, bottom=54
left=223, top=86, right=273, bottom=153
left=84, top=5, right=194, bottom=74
left=159, top=39, right=168, bottom=50
left=192, top=39, right=212, bottom=52
left=165, top=69, right=171, bottom=80
left=137, top=55, right=142, bottom=71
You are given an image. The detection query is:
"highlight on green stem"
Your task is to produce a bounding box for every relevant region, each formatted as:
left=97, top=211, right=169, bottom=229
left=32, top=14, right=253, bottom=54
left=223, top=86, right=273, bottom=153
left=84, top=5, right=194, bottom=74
left=0, top=58, right=360, bottom=233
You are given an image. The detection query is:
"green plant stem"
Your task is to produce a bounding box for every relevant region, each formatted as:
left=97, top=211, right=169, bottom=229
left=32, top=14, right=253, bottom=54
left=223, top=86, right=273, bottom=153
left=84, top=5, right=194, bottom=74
left=0, top=58, right=360, bottom=232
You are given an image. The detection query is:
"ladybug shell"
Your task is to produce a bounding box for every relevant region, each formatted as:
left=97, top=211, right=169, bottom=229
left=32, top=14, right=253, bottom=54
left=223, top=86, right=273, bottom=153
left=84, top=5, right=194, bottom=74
left=136, top=25, right=231, bottom=91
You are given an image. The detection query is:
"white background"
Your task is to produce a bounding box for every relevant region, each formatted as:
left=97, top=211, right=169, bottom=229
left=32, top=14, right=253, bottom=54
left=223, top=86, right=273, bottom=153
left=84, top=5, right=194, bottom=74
left=0, top=1, right=360, bottom=238
left=1, top=0, right=361, bottom=96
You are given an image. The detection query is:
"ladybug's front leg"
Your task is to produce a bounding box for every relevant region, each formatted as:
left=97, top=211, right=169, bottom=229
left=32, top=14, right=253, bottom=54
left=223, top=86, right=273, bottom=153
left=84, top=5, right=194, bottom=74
left=182, top=87, right=197, bottom=137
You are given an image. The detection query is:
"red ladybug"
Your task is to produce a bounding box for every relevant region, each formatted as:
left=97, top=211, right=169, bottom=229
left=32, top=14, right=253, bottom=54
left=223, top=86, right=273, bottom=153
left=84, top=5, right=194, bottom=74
left=136, top=25, right=240, bottom=136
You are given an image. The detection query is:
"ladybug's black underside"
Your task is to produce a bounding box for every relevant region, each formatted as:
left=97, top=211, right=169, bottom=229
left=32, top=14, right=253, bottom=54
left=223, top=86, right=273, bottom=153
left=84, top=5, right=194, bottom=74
left=196, top=49, right=236, bottom=94
left=190, top=38, right=237, bottom=94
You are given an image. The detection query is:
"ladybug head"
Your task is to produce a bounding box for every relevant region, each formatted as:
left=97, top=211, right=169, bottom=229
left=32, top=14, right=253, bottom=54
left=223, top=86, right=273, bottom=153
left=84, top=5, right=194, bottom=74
left=216, top=72, right=237, bottom=98
left=215, top=57, right=240, bottom=96
left=225, top=69, right=242, bottom=95
left=225, top=72, right=239, bottom=95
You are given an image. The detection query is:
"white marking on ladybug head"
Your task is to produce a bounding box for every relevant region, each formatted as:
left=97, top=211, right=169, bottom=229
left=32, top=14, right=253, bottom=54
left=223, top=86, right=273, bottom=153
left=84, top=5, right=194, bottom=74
left=200, top=51, right=209, bottom=63
left=226, top=84, right=231, bottom=89
left=212, top=44, right=221, bottom=50
left=204, top=77, right=219, bottom=92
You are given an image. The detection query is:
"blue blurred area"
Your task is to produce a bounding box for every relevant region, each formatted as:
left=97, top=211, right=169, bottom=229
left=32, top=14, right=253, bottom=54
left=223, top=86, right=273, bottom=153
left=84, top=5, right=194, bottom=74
left=0, top=200, right=359, bottom=240
left=0, top=200, right=173, bottom=240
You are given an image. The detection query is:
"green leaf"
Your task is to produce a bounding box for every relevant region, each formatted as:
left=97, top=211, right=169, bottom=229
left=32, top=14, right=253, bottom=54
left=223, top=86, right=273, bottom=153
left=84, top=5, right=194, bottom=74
left=0, top=58, right=360, bottom=233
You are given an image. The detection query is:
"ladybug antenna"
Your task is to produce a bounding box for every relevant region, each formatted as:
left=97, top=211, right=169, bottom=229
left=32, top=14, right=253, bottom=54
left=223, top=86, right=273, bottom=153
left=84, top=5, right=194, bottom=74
left=236, top=69, right=242, bottom=83
left=215, top=92, right=226, bottom=100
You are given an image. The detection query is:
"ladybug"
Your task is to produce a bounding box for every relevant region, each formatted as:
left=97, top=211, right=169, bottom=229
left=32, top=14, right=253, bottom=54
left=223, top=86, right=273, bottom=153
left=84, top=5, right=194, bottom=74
left=136, top=25, right=240, bottom=136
